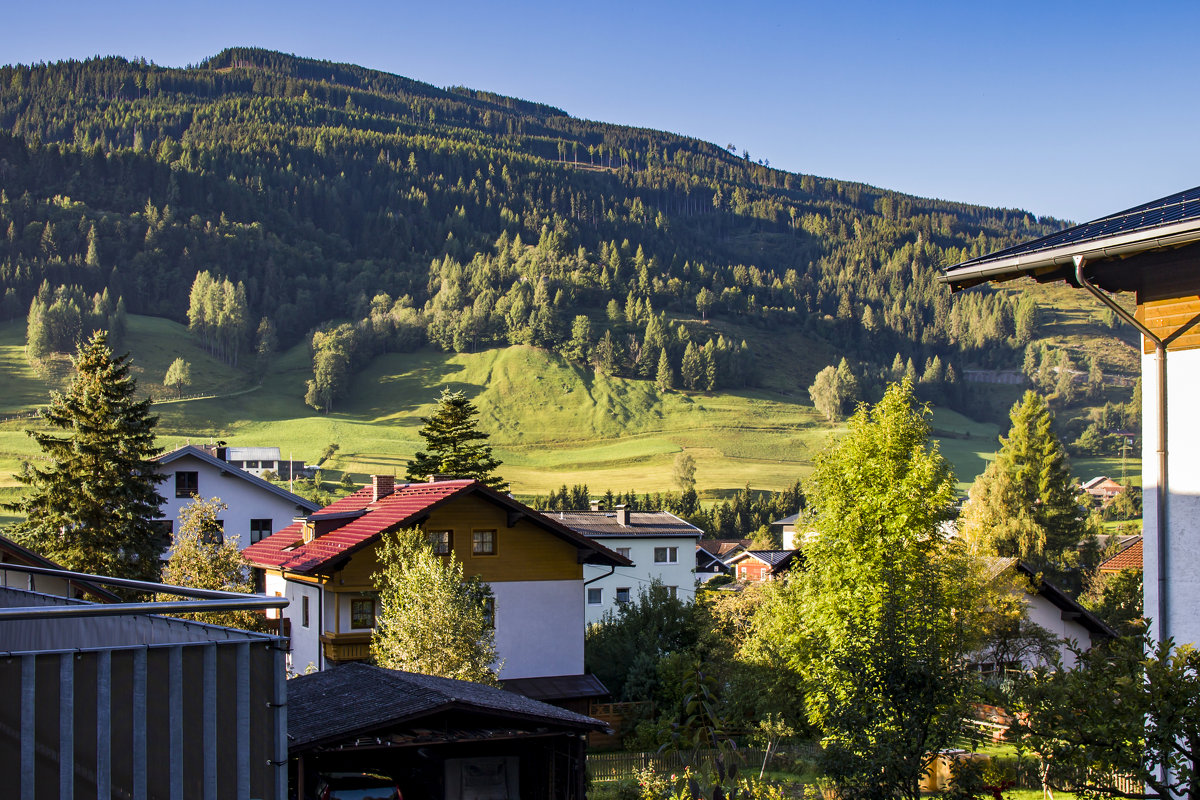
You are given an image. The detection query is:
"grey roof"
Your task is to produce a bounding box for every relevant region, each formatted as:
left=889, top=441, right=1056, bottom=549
left=551, top=510, right=703, bottom=538
left=154, top=445, right=320, bottom=512
left=225, top=447, right=282, bottom=461
left=984, top=557, right=1117, bottom=639
left=728, top=549, right=799, bottom=570
left=943, top=185, right=1200, bottom=290
left=287, top=663, right=606, bottom=751
left=771, top=513, right=800, bottom=526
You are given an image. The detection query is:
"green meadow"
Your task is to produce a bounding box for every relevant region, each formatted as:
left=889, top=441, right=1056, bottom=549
left=0, top=310, right=1134, bottom=513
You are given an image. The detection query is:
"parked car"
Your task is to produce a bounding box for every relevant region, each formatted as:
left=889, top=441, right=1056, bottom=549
left=315, top=772, right=402, bottom=800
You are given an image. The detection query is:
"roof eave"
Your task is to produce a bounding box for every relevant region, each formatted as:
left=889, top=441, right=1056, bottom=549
left=941, top=218, right=1200, bottom=290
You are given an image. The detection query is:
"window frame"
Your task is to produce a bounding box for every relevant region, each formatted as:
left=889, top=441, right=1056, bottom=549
left=350, top=598, right=376, bottom=630
left=427, top=529, right=453, bottom=556
left=249, top=518, right=273, bottom=544
left=615, top=547, right=632, bottom=559
left=175, top=471, right=199, bottom=499
left=301, top=595, right=310, bottom=628
left=472, top=529, right=497, bottom=556
left=615, top=587, right=631, bottom=604
left=653, top=546, right=678, bottom=564
left=482, top=597, right=495, bottom=630
left=587, top=587, right=603, bottom=605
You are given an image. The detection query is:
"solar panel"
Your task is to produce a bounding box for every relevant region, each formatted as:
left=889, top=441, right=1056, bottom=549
left=951, top=185, right=1200, bottom=270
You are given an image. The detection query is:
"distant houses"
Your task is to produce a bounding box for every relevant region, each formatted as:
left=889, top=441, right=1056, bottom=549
left=549, top=505, right=702, bottom=623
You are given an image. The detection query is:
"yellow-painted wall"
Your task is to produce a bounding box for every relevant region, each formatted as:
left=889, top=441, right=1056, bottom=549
left=330, top=493, right=583, bottom=590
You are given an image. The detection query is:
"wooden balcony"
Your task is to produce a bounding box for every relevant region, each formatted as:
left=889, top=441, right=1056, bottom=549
left=319, top=631, right=372, bottom=662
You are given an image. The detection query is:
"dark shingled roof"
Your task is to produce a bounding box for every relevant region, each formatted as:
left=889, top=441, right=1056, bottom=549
left=287, top=663, right=607, bottom=751
left=942, top=185, right=1200, bottom=290
left=552, top=510, right=702, bottom=538
left=727, top=549, right=800, bottom=572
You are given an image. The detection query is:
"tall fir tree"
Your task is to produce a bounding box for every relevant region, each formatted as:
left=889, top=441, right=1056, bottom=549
left=959, top=390, right=1089, bottom=580
left=405, top=389, right=507, bottom=491
left=6, top=331, right=166, bottom=581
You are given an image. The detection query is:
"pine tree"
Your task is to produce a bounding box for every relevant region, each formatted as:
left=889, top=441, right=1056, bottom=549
left=405, top=389, right=507, bottom=490
left=656, top=348, right=674, bottom=392
left=959, top=391, right=1088, bottom=579
left=6, top=332, right=166, bottom=581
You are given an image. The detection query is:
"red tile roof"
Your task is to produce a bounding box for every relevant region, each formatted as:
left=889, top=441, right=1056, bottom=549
left=242, top=479, right=631, bottom=573
left=1099, top=537, right=1143, bottom=573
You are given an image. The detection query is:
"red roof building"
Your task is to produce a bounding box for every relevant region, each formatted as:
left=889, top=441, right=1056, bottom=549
left=243, top=476, right=629, bottom=706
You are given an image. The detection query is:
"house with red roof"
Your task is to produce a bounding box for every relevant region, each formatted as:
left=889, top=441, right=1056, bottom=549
left=1099, top=537, right=1143, bottom=574
left=242, top=475, right=630, bottom=706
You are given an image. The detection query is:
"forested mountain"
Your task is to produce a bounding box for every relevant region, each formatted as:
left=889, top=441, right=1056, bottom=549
left=0, top=48, right=1071, bottom=415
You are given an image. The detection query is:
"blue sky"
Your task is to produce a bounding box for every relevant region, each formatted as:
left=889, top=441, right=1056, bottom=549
left=6, top=0, right=1198, bottom=222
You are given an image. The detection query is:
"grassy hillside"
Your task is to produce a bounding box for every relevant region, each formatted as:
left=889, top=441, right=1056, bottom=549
left=0, top=313, right=1026, bottom=512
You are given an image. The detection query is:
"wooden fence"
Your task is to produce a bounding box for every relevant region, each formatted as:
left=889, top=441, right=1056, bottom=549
left=587, top=743, right=820, bottom=781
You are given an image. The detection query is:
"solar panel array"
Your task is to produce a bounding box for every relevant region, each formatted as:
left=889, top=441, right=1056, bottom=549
left=951, top=185, right=1200, bottom=271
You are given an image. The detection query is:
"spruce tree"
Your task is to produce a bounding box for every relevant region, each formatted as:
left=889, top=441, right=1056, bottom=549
left=6, top=331, right=166, bottom=581
left=960, top=391, right=1088, bottom=578
left=405, top=389, right=507, bottom=491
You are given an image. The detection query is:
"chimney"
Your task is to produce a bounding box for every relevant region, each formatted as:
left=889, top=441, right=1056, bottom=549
left=372, top=475, right=395, bottom=502
left=590, top=499, right=600, bottom=512
left=615, top=504, right=630, bottom=527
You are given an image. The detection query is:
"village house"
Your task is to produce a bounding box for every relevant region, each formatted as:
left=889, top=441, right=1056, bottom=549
left=1081, top=476, right=1124, bottom=505
left=242, top=476, right=630, bottom=706
left=942, top=184, right=1200, bottom=651
left=549, top=505, right=702, bottom=623
left=725, top=549, right=800, bottom=583
left=1099, top=536, right=1143, bottom=574
left=154, top=444, right=319, bottom=551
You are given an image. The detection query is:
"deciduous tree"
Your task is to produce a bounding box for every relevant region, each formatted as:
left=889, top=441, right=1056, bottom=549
left=747, top=382, right=976, bottom=800
left=370, top=527, right=499, bottom=685
left=157, top=496, right=265, bottom=630
left=163, top=356, right=191, bottom=398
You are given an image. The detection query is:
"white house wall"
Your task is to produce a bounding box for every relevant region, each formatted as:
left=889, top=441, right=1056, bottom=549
left=582, top=537, right=698, bottom=625
left=264, top=573, right=324, bottom=675
left=1023, top=592, right=1094, bottom=669
left=490, top=579, right=584, bottom=679
left=1143, top=347, right=1200, bottom=649
left=157, top=454, right=310, bottom=550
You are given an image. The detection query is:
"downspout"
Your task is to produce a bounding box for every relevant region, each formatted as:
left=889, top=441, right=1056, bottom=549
left=583, top=565, right=616, bottom=585
left=1073, top=256, right=1200, bottom=645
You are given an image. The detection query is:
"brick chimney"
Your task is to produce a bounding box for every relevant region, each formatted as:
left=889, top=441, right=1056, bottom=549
left=372, top=475, right=395, bottom=502
left=615, top=504, right=630, bottom=527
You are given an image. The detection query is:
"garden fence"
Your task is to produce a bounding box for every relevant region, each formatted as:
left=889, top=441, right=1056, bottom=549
left=588, top=743, right=820, bottom=781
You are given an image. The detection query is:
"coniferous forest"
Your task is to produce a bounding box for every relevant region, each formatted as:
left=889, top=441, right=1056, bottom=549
left=0, top=48, right=1077, bottom=417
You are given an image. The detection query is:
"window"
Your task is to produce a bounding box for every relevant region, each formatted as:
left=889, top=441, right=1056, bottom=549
left=616, top=547, right=631, bottom=559
left=175, top=471, right=198, bottom=498
left=350, top=598, right=375, bottom=630
left=667, top=586, right=678, bottom=598
left=616, top=587, right=631, bottom=604
left=428, top=530, right=453, bottom=555
left=472, top=530, right=497, bottom=556
left=201, top=520, right=225, bottom=546
left=301, top=596, right=310, bottom=628
left=482, top=597, right=495, bottom=629
left=249, top=518, right=273, bottom=544
left=244, top=460, right=259, bottom=469
left=587, top=588, right=603, bottom=605
left=654, top=546, right=678, bottom=564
